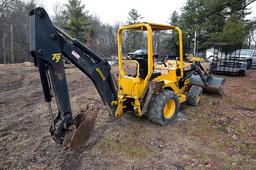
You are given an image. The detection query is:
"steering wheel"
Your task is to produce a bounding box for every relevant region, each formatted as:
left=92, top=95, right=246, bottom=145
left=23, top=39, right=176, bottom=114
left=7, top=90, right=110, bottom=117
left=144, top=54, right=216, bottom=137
left=157, top=55, right=169, bottom=66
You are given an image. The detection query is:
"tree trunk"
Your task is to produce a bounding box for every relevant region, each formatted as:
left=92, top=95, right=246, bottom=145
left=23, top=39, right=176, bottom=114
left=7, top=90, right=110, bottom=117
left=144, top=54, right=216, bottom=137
left=2, top=32, right=7, bottom=64
left=252, top=30, right=256, bottom=45
left=248, top=36, right=251, bottom=48
left=10, top=24, right=14, bottom=63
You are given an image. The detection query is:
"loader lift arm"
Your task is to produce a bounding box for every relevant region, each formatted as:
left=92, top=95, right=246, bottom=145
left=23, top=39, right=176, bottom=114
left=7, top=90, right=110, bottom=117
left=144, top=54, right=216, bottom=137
left=29, top=7, right=117, bottom=146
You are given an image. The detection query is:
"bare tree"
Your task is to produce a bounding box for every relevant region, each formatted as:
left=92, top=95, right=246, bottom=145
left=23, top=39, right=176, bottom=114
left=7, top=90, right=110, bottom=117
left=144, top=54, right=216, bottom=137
left=0, top=0, right=36, bottom=64
left=0, top=0, right=15, bottom=15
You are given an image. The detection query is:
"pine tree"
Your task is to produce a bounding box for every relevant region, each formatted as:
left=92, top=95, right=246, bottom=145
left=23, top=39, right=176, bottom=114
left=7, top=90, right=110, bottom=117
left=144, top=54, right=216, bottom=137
left=126, top=9, right=144, bottom=52
left=127, top=9, right=143, bottom=24
left=166, top=11, right=180, bottom=56
left=178, top=0, right=255, bottom=51
left=215, top=0, right=255, bottom=44
left=63, top=0, right=91, bottom=42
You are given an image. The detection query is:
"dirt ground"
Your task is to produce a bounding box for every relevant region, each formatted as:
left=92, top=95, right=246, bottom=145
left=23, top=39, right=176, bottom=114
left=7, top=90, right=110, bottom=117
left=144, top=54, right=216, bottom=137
left=0, top=63, right=255, bottom=169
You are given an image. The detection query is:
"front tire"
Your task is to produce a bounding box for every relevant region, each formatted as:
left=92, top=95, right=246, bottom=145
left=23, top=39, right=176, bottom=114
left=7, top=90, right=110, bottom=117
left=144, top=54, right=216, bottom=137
left=187, top=85, right=203, bottom=106
left=147, top=89, right=180, bottom=125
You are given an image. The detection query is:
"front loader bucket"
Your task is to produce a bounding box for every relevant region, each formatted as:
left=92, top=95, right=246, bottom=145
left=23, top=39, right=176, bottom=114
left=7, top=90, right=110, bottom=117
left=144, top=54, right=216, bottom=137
left=63, top=113, right=97, bottom=150
left=190, top=75, right=225, bottom=95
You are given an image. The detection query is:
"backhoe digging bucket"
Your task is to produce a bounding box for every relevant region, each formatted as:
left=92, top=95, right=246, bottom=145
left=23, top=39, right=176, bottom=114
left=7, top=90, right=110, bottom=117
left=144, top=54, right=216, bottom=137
left=63, top=113, right=97, bottom=150
left=190, top=75, right=225, bottom=95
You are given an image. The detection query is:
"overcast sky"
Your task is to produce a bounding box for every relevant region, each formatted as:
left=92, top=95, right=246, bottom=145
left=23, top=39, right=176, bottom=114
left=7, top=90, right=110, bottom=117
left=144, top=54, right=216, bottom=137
left=38, top=0, right=256, bottom=25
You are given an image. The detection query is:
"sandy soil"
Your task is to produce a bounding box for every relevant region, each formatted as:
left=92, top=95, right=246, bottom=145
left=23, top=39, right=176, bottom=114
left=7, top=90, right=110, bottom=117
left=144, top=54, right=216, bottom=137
left=0, top=63, right=255, bottom=169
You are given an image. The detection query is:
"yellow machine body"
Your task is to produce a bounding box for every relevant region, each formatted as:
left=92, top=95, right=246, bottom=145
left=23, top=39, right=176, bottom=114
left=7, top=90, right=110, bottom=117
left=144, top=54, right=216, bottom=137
left=154, top=60, right=192, bottom=103
left=115, top=23, right=190, bottom=117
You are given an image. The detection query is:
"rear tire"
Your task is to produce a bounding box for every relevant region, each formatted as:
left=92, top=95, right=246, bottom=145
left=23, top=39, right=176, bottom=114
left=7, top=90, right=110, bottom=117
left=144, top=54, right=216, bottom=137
left=147, top=89, right=179, bottom=125
left=239, top=70, right=247, bottom=76
left=247, top=60, right=252, bottom=69
left=187, top=85, right=203, bottom=106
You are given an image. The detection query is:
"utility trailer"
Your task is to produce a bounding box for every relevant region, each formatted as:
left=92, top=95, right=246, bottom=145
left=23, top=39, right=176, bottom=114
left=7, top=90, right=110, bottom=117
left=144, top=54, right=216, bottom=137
left=210, top=43, right=248, bottom=76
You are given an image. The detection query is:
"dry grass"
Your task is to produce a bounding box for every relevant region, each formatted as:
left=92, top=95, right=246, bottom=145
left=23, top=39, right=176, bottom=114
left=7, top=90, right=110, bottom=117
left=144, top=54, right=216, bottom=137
left=0, top=63, right=255, bottom=169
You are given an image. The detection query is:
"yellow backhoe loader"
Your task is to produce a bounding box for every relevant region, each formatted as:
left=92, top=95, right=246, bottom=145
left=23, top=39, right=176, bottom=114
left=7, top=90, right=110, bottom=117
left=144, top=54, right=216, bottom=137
left=29, top=8, right=224, bottom=149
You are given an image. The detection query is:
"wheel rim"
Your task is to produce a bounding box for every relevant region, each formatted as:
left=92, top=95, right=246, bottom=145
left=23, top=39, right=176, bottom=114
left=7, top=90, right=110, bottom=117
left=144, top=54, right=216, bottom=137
left=163, top=99, right=176, bottom=119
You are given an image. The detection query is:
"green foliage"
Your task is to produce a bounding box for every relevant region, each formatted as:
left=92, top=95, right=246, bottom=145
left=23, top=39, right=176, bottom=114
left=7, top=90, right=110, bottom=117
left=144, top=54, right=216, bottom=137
left=217, top=18, right=252, bottom=43
left=153, top=11, right=181, bottom=56
left=63, top=0, right=91, bottom=42
left=126, top=9, right=144, bottom=52
left=127, top=9, right=143, bottom=24
left=169, top=11, right=179, bottom=26
left=52, top=0, right=120, bottom=57
left=166, top=11, right=180, bottom=56
left=177, top=0, right=255, bottom=52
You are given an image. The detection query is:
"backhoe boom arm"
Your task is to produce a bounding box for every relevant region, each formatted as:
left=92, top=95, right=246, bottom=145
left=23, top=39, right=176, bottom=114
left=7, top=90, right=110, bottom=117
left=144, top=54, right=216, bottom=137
left=29, top=7, right=117, bottom=145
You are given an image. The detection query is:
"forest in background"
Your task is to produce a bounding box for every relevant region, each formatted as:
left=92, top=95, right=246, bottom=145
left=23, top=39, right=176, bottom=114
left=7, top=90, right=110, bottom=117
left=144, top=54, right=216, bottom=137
left=0, top=0, right=256, bottom=64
